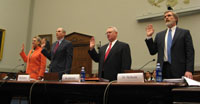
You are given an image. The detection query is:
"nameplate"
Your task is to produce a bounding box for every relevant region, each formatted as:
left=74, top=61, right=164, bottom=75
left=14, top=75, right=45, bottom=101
left=62, top=74, right=80, bottom=82
left=117, top=73, right=144, bottom=82
left=17, top=75, right=30, bottom=81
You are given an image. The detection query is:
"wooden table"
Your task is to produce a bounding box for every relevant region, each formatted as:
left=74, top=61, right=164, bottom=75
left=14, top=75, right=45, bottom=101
left=0, top=80, right=186, bottom=104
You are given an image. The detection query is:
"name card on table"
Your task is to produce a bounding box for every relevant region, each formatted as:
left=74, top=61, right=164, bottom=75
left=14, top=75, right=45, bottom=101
left=117, top=73, right=144, bottom=82
left=17, top=75, right=30, bottom=81
left=62, top=74, right=80, bottom=82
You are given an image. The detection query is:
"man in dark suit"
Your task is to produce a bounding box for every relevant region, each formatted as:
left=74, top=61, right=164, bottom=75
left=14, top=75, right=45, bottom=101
left=145, top=11, right=194, bottom=79
left=41, top=27, right=73, bottom=79
left=88, top=26, right=132, bottom=81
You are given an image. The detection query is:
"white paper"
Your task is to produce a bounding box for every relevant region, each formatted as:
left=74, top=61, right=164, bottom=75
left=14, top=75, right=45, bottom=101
left=163, top=78, right=184, bottom=83
left=184, top=77, right=200, bottom=86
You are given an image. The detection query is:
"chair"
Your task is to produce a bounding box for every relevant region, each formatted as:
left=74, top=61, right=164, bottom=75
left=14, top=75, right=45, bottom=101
left=193, top=75, right=200, bottom=81
left=44, top=72, right=59, bottom=81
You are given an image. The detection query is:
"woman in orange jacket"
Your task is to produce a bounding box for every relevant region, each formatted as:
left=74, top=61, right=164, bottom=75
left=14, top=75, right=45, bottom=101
left=20, top=36, right=46, bottom=80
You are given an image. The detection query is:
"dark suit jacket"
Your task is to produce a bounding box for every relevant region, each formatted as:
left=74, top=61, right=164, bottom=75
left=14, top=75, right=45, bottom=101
left=145, top=27, right=194, bottom=78
left=42, top=39, right=73, bottom=79
left=88, top=40, right=132, bottom=81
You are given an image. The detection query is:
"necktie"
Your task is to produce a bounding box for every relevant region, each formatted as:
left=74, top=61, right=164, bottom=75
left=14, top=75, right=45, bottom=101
left=104, top=42, right=112, bottom=61
left=54, top=41, right=59, bottom=53
left=167, top=29, right=172, bottom=63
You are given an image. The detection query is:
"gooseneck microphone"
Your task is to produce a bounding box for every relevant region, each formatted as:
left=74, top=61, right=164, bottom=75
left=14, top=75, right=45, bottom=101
left=137, top=59, right=155, bottom=70
left=3, top=64, right=25, bottom=80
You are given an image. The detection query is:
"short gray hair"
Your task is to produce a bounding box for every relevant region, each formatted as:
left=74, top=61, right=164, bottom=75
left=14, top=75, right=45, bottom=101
left=62, top=28, right=66, bottom=33
left=108, top=26, right=118, bottom=32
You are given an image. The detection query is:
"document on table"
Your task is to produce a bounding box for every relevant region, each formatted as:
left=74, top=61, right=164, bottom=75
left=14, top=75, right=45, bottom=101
left=184, top=77, right=200, bottom=86
left=163, top=78, right=184, bottom=83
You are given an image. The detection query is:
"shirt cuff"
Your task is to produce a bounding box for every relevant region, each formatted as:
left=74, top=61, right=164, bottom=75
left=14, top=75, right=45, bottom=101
left=146, top=36, right=152, bottom=40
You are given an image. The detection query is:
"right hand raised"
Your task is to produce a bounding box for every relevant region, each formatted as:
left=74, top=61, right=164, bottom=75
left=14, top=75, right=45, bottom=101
left=90, top=37, right=95, bottom=50
left=21, top=44, right=24, bottom=52
left=146, top=24, right=154, bottom=37
left=41, top=42, right=46, bottom=49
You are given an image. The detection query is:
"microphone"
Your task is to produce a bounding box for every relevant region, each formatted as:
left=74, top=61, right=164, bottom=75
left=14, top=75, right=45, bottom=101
left=137, top=59, right=155, bottom=70
left=96, top=41, right=101, bottom=50
left=3, top=64, right=25, bottom=80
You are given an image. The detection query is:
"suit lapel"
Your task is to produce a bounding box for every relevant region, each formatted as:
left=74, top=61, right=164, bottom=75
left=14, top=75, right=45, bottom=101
left=52, top=40, right=63, bottom=59
left=161, top=30, right=167, bottom=50
left=101, top=44, right=108, bottom=63
left=172, top=27, right=180, bottom=47
left=104, top=40, right=119, bottom=62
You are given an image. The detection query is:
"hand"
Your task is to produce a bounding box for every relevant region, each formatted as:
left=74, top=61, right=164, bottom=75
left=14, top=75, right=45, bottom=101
left=38, top=76, right=43, bottom=80
left=146, top=24, right=154, bottom=37
left=41, top=42, right=46, bottom=49
left=185, top=71, right=193, bottom=79
left=21, top=44, right=24, bottom=52
left=90, top=37, right=95, bottom=50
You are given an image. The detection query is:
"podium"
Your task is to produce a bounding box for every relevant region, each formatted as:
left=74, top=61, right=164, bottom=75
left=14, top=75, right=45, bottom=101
left=65, top=32, right=92, bottom=77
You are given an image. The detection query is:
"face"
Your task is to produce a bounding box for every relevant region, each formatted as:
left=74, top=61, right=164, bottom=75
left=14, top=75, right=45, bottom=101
left=145, top=72, right=151, bottom=78
left=32, top=38, right=40, bottom=48
left=56, top=28, right=65, bottom=40
left=106, top=28, right=117, bottom=42
left=152, top=70, right=156, bottom=78
left=164, top=12, right=177, bottom=28
left=41, top=38, right=46, bottom=44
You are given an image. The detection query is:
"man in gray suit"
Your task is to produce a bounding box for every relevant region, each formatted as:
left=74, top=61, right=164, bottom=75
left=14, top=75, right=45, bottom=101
left=145, top=11, right=194, bottom=79
left=41, top=27, right=73, bottom=79
left=88, top=26, right=132, bottom=81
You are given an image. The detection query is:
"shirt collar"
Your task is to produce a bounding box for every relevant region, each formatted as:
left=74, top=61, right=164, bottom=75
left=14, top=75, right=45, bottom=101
left=110, top=39, right=117, bottom=45
left=57, top=38, right=64, bottom=44
left=168, top=25, right=176, bottom=31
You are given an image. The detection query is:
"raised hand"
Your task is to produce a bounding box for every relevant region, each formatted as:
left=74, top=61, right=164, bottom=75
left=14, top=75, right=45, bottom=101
left=21, top=44, right=24, bottom=52
left=90, top=37, right=95, bottom=50
left=146, top=24, right=154, bottom=37
left=41, top=42, right=46, bottom=49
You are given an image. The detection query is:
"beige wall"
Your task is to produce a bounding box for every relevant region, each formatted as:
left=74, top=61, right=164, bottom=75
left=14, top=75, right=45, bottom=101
left=1, top=0, right=200, bottom=73
left=0, top=0, right=32, bottom=72
left=30, top=0, right=200, bottom=73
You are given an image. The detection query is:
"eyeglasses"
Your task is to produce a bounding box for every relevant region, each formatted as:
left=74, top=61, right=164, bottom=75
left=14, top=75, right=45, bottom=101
left=56, top=30, right=62, bottom=32
left=105, top=31, right=113, bottom=35
left=164, top=14, right=172, bottom=18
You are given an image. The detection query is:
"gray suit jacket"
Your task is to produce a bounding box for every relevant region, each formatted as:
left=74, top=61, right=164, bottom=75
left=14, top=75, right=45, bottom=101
left=145, top=27, right=194, bottom=78
left=88, top=40, right=132, bottom=81
left=42, top=39, right=73, bottom=79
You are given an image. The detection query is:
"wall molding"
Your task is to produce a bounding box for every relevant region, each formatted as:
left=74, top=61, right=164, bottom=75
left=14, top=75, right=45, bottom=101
left=136, top=6, right=200, bottom=22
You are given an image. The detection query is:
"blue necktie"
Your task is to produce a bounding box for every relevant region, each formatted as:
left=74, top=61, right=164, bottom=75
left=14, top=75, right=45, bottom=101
left=167, top=29, right=172, bottom=63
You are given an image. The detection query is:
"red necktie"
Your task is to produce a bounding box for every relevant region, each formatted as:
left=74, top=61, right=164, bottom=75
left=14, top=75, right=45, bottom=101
left=104, top=42, right=112, bottom=61
left=53, top=42, right=59, bottom=53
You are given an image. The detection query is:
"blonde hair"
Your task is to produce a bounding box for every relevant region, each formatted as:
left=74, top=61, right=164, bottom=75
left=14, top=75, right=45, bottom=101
left=33, top=36, right=41, bottom=46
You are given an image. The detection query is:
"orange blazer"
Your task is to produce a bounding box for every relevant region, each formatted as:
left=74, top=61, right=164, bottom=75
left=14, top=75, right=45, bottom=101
left=20, top=46, right=46, bottom=80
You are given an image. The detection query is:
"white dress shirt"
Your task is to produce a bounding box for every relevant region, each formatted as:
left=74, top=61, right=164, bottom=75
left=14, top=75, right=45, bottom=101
left=164, top=26, right=176, bottom=61
left=105, top=39, right=117, bottom=53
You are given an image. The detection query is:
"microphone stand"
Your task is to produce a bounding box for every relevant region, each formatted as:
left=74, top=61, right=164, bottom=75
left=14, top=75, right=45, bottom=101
left=97, top=41, right=101, bottom=53
left=137, top=59, right=155, bottom=70
left=4, top=64, right=24, bottom=80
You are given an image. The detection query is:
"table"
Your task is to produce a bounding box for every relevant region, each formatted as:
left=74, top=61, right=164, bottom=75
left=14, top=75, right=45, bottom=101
left=0, top=80, right=186, bottom=104
left=172, top=87, right=200, bottom=103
